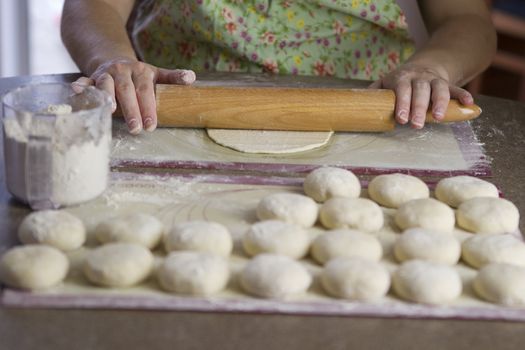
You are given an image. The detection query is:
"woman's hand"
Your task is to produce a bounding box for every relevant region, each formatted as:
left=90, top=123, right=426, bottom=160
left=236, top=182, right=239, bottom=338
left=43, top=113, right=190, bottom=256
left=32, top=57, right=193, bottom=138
left=72, top=58, right=196, bottom=134
left=370, top=62, right=474, bottom=129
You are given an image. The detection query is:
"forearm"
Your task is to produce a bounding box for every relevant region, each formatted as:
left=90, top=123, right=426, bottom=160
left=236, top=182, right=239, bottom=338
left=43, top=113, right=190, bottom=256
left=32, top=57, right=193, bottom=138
left=61, top=0, right=136, bottom=75
left=412, top=0, right=497, bottom=87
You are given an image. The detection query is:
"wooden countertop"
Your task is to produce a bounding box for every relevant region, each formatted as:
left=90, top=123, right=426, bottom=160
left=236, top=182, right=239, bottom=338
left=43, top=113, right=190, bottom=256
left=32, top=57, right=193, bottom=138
left=0, top=73, right=524, bottom=350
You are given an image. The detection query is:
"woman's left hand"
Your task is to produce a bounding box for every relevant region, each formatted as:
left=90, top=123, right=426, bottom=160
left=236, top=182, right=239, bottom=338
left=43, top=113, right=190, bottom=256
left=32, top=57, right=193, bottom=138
left=370, top=63, right=474, bottom=129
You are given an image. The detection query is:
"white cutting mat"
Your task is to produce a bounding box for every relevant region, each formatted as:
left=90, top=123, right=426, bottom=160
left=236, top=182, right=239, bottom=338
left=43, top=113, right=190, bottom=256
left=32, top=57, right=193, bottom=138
left=2, top=172, right=524, bottom=321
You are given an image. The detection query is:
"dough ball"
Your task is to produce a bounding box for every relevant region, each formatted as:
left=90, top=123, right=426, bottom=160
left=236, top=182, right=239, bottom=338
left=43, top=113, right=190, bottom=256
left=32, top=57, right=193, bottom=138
left=240, top=254, right=312, bottom=299
left=435, top=176, right=498, bottom=208
left=256, top=193, right=318, bottom=228
left=394, top=228, right=461, bottom=265
left=394, top=198, right=455, bottom=232
left=0, top=245, right=69, bottom=290
left=368, top=173, right=429, bottom=208
left=83, top=243, right=154, bottom=287
left=95, top=213, right=163, bottom=249
left=242, top=220, right=310, bottom=259
left=310, top=229, right=382, bottom=264
left=392, top=260, right=462, bottom=304
left=164, top=221, right=233, bottom=257
left=157, top=251, right=229, bottom=295
left=321, top=257, right=390, bottom=301
left=456, top=197, right=520, bottom=234
left=17, top=210, right=85, bottom=251
left=461, top=234, right=525, bottom=268
left=473, top=263, right=525, bottom=306
left=319, top=197, right=384, bottom=232
left=303, top=167, right=361, bottom=202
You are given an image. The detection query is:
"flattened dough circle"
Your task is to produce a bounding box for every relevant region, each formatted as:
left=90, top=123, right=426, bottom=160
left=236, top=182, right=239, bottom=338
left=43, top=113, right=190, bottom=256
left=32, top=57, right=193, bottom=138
left=206, top=129, right=334, bottom=154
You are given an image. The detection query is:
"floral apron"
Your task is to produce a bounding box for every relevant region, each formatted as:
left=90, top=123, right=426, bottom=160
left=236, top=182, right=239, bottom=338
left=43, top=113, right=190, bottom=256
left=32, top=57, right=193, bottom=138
left=131, top=0, right=414, bottom=80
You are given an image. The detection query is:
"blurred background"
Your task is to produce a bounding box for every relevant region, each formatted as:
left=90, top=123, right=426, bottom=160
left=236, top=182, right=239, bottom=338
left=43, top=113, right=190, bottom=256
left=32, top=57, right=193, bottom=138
left=0, top=0, right=77, bottom=76
left=0, top=0, right=524, bottom=101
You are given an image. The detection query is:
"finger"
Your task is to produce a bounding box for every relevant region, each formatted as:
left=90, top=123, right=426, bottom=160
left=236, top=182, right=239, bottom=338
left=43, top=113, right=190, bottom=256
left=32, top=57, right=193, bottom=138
left=430, top=79, right=450, bottom=121
left=95, top=73, right=117, bottom=112
left=410, top=79, right=431, bottom=129
left=71, top=77, right=94, bottom=93
left=132, top=69, right=157, bottom=132
left=369, top=80, right=382, bottom=89
left=394, top=79, right=411, bottom=124
left=450, top=86, right=474, bottom=105
left=157, top=68, right=196, bottom=85
left=114, top=74, right=143, bottom=134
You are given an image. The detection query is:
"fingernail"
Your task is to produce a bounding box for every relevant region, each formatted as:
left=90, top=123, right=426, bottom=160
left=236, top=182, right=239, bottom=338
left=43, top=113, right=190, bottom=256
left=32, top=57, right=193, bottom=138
left=143, top=117, right=156, bottom=132
left=127, top=119, right=142, bottom=134
left=71, top=82, right=86, bottom=93
left=463, top=97, right=474, bottom=105
left=398, top=110, right=408, bottom=123
left=111, top=100, right=117, bottom=112
left=411, top=120, right=424, bottom=129
left=433, top=109, right=444, bottom=120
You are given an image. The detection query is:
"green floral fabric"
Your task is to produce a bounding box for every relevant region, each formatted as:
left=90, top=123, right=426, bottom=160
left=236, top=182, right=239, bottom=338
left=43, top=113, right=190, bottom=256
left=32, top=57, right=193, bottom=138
left=131, top=0, right=415, bottom=80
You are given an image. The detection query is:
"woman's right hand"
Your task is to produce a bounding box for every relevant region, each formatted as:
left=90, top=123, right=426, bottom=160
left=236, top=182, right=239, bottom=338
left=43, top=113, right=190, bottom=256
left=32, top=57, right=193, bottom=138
left=72, top=58, right=196, bottom=134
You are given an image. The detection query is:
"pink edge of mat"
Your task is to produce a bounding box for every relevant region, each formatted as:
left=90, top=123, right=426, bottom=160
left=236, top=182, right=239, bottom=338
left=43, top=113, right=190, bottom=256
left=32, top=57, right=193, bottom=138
left=108, top=171, right=497, bottom=192
left=110, top=171, right=306, bottom=187
left=2, top=289, right=525, bottom=322
left=110, top=123, right=492, bottom=177
left=111, top=160, right=492, bottom=178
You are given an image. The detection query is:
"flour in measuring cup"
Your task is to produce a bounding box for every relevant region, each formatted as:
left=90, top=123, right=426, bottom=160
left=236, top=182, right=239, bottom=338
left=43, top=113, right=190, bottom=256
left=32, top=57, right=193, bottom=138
left=44, top=104, right=73, bottom=115
left=3, top=104, right=110, bottom=207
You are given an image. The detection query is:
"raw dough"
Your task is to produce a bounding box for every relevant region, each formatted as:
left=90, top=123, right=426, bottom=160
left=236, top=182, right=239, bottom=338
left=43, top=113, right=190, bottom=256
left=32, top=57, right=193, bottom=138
left=368, top=173, right=429, bottom=208
left=310, top=229, right=383, bottom=264
left=242, top=220, right=310, bottom=259
left=157, top=251, right=230, bottom=295
left=456, top=197, right=520, bottom=234
left=394, top=228, right=461, bottom=265
left=0, top=245, right=69, bottom=290
left=392, top=260, right=462, bottom=305
left=206, top=129, right=333, bottom=154
left=321, top=257, right=391, bottom=301
left=240, top=254, right=312, bottom=299
left=17, top=210, right=86, bottom=251
left=473, top=263, right=525, bottom=306
left=95, top=213, right=164, bottom=249
left=303, top=167, right=361, bottom=202
left=319, top=197, right=384, bottom=232
left=256, top=192, right=318, bottom=228
left=461, top=234, right=525, bottom=268
left=163, top=221, right=233, bottom=257
left=435, top=176, right=498, bottom=208
left=83, top=243, right=154, bottom=287
left=395, top=198, right=455, bottom=232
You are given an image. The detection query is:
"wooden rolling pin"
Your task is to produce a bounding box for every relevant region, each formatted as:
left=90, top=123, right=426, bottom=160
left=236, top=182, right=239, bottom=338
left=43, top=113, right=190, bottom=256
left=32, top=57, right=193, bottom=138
left=155, top=84, right=481, bottom=132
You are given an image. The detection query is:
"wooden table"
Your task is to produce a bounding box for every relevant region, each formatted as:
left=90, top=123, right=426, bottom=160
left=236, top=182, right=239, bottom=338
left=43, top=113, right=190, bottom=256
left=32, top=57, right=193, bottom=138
left=0, top=73, right=524, bottom=350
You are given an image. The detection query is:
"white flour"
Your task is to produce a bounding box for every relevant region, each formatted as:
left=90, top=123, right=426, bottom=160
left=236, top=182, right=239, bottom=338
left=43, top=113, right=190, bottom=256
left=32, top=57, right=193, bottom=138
left=3, top=104, right=110, bottom=207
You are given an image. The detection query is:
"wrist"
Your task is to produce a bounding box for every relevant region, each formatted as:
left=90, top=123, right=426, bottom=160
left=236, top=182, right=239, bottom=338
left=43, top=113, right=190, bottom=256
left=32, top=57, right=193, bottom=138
left=86, top=53, right=138, bottom=76
left=403, top=55, right=452, bottom=83
left=404, top=42, right=478, bottom=86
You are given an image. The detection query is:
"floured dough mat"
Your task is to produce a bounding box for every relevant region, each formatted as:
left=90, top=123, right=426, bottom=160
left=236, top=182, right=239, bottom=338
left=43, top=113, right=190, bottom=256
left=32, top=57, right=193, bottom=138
left=111, top=120, right=490, bottom=176
left=1, top=171, right=524, bottom=322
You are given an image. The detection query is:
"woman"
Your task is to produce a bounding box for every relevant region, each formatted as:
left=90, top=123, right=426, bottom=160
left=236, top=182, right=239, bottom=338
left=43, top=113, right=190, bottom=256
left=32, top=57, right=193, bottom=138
left=61, top=0, right=496, bottom=134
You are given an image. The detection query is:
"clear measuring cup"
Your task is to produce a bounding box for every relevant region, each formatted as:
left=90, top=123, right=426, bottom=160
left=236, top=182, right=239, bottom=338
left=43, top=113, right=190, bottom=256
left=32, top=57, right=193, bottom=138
left=2, top=83, right=112, bottom=210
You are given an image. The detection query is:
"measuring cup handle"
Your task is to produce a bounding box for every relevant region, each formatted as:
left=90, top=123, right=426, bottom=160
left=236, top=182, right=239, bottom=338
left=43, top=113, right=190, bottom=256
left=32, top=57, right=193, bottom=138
left=25, top=115, right=57, bottom=210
